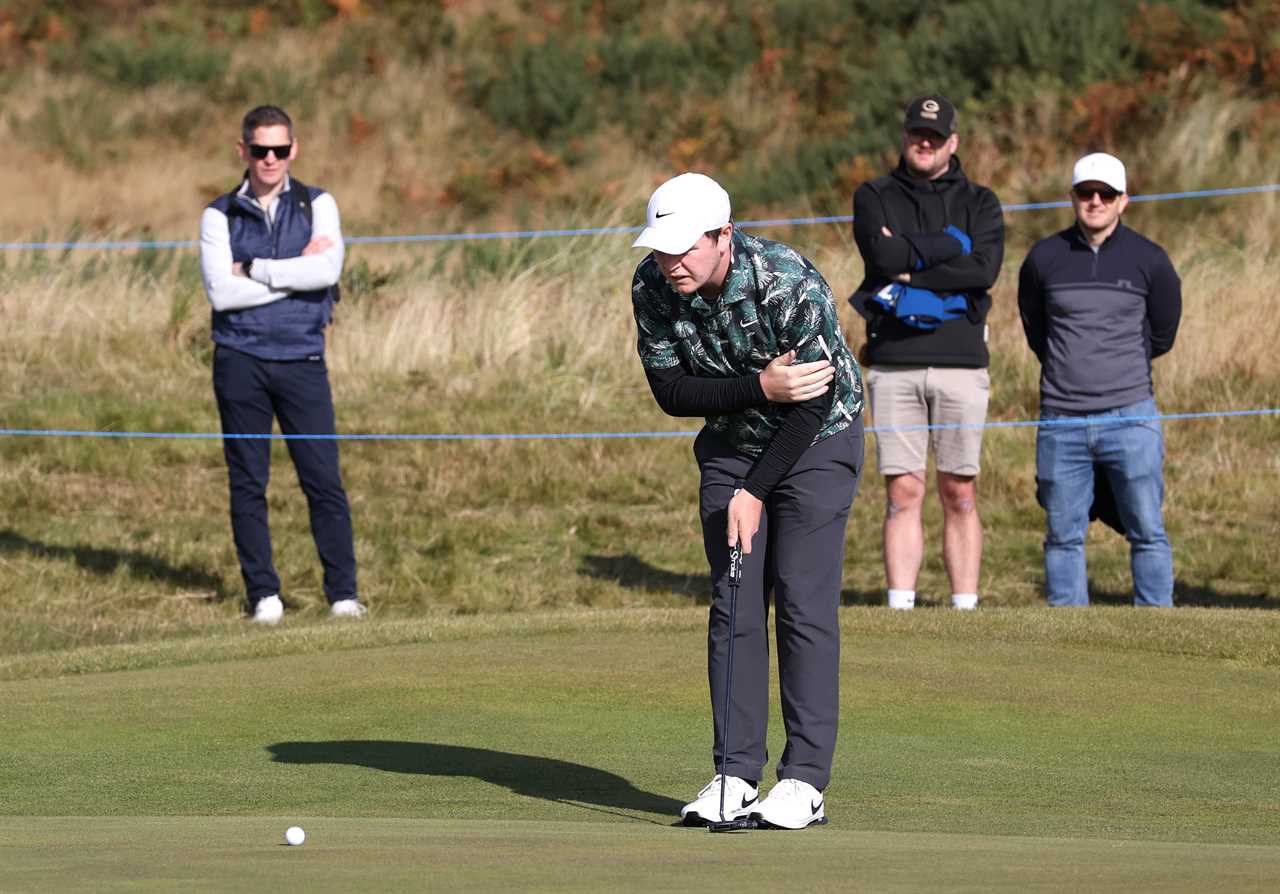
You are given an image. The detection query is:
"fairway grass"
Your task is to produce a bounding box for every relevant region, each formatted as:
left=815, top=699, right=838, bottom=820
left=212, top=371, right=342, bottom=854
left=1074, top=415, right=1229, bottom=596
left=1, top=610, right=1278, bottom=891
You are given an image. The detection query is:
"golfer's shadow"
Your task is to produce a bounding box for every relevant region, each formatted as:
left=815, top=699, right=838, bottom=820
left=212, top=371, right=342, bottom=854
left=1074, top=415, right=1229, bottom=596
left=267, top=740, right=682, bottom=822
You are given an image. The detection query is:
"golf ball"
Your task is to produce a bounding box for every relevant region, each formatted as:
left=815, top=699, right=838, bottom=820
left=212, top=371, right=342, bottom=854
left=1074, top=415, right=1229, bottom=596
left=285, top=825, right=306, bottom=846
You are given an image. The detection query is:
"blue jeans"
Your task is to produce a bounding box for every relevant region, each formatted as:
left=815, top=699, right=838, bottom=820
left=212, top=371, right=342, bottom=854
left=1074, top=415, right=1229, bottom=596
left=1035, top=398, right=1173, bottom=607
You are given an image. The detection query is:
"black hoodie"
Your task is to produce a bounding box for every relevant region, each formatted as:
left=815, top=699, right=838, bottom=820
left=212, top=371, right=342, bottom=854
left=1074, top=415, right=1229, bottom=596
left=849, top=156, right=1004, bottom=368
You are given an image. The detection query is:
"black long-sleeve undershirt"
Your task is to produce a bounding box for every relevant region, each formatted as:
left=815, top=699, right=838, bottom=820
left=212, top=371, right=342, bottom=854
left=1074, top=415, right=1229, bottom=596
left=741, top=388, right=832, bottom=499
left=644, top=366, right=766, bottom=417
left=644, top=365, right=834, bottom=498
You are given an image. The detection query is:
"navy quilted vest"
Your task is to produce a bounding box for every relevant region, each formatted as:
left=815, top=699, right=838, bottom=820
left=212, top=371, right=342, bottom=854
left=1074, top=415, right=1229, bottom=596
left=208, top=179, right=335, bottom=360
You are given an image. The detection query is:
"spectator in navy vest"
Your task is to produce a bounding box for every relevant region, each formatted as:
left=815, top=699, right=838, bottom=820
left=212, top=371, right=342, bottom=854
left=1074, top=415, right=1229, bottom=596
left=1018, top=152, right=1182, bottom=607
left=199, top=105, right=364, bottom=624
left=849, top=95, right=1004, bottom=611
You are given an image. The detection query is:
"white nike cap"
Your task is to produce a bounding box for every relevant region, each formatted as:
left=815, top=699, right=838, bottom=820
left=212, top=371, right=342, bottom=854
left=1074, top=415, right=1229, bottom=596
left=633, top=172, right=731, bottom=254
left=1072, top=152, right=1126, bottom=194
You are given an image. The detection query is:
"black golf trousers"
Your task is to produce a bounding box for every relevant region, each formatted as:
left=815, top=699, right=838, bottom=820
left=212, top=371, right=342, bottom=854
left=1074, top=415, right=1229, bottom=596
left=696, top=419, right=863, bottom=792
left=213, top=346, right=357, bottom=606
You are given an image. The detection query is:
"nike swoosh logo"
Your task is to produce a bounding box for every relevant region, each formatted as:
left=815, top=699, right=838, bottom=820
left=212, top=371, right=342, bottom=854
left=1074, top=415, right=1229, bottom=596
left=655, top=211, right=674, bottom=218
left=811, top=799, right=823, bottom=814
left=741, top=794, right=756, bottom=810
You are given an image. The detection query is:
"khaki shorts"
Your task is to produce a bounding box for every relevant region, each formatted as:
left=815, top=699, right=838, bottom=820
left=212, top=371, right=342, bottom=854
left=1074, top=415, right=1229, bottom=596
left=865, top=366, right=990, bottom=476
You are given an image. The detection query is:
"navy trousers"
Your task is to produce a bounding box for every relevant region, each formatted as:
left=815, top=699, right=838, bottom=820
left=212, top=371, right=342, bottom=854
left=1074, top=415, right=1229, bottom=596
left=697, top=420, right=863, bottom=792
left=213, top=346, right=357, bottom=606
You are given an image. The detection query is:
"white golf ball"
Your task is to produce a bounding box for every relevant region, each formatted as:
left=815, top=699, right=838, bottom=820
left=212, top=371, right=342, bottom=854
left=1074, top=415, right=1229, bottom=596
left=285, top=825, right=306, bottom=846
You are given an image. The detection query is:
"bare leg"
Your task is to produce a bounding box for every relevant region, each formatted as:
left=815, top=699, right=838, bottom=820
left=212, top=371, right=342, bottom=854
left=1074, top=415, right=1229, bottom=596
left=884, top=472, right=926, bottom=590
left=938, top=471, right=981, bottom=596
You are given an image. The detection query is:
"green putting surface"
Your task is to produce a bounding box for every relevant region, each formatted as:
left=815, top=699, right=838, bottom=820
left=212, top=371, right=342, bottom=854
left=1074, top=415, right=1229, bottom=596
left=1, top=609, right=1277, bottom=890
left=4, top=817, right=1280, bottom=893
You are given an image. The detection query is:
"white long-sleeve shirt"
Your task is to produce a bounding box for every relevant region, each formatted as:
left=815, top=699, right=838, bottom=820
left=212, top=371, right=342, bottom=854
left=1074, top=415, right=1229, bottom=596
left=199, top=179, right=345, bottom=313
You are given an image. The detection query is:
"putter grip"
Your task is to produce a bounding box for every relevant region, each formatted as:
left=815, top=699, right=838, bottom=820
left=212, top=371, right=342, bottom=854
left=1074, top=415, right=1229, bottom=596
left=729, top=546, right=742, bottom=585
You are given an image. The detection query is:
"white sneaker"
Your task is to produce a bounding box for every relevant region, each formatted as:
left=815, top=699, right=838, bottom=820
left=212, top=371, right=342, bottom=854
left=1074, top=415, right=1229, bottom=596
left=752, top=778, right=827, bottom=829
left=680, top=775, right=759, bottom=826
left=329, top=598, right=367, bottom=619
left=251, top=595, right=284, bottom=625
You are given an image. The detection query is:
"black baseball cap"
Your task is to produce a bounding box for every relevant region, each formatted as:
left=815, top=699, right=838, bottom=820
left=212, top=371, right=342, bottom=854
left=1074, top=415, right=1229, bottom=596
left=903, top=94, right=957, bottom=137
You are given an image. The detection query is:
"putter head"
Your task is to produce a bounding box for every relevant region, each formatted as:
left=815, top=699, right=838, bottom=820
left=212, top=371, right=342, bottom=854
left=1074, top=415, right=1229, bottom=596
left=707, top=817, right=757, bottom=833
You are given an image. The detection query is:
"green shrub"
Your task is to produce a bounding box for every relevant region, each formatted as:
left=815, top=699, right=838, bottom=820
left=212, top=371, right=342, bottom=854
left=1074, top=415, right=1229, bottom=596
left=84, top=32, right=228, bottom=89
left=3, top=0, right=1264, bottom=224
left=462, top=5, right=764, bottom=148
left=466, top=40, right=598, bottom=142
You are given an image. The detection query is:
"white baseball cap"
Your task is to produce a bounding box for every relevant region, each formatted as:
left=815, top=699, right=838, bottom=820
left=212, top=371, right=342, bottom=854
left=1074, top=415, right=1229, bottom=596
left=1072, top=152, right=1126, bottom=193
left=633, top=172, right=731, bottom=254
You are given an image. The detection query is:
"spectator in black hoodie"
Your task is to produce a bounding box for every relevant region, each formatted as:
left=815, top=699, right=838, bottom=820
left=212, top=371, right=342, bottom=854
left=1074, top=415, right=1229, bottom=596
left=849, top=95, right=1004, bottom=611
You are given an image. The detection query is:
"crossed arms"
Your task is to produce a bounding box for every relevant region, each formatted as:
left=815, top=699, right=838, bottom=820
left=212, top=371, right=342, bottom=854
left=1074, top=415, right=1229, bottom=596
left=852, top=185, right=1003, bottom=294
left=199, top=191, right=344, bottom=312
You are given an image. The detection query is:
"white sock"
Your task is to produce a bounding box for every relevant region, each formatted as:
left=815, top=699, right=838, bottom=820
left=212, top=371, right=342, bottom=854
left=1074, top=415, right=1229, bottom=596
left=951, top=593, right=979, bottom=610
left=888, top=589, right=916, bottom=610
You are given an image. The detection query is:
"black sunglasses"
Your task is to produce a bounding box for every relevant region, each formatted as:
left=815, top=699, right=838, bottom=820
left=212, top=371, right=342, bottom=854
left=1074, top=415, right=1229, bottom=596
left=248, top=143, right=292, bottom=160
left=1073, top=185, right=1120, bottom=202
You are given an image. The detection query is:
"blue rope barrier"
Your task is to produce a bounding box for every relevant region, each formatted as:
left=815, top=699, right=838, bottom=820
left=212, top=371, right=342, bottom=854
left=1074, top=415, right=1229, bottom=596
left=3, top=183, right=1278, bottom=252
left=1, top=407, right=1275, bottom=442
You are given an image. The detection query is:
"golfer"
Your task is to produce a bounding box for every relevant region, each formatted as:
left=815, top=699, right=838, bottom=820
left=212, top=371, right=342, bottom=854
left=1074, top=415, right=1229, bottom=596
left=630, top=173, right=865, bottom=829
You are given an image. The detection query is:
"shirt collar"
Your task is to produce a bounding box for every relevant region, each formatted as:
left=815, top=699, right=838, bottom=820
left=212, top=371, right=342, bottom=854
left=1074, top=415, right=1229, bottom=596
left=688, top=231, right=753, bottom=315
left=236, top=174, right=293, bottom=208
left=1072, top=220, right=1125, bottom=250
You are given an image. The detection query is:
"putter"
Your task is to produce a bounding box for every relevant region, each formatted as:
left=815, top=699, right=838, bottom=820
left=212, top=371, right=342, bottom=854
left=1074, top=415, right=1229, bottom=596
left=708, top=543, right=756, bottom=833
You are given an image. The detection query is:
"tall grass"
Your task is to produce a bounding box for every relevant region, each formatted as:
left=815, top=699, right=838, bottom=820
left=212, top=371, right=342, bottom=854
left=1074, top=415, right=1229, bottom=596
left=1, top=3, right=1278, bottom=657
left=1, top=151, right=1278, bottom=659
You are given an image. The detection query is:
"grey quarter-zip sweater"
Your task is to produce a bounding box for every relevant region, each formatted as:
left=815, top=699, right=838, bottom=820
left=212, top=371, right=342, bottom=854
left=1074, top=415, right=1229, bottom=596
left=1017, top=222, right=1181, bottom=413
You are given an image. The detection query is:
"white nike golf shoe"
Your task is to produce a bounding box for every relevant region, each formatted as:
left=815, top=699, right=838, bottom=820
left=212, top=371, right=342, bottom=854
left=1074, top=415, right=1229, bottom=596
left=680, top=775, right=759, bottom=826
left=251, top=595, right=284, bottom=625
left=752, top=778, right=828, bottom=829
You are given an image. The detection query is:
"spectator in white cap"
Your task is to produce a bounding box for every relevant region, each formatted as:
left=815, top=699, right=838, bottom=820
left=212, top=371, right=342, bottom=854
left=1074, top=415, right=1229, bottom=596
left=630, top=172, right=865, bottom=829
left=1018, top=152, right=1182, bottom=607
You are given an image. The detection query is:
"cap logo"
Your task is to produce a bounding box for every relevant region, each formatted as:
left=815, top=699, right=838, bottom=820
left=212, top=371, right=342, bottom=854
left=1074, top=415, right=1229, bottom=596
left=632, top=172, right=731, bottom=255
left=921, top=99, right=940, bottom=119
